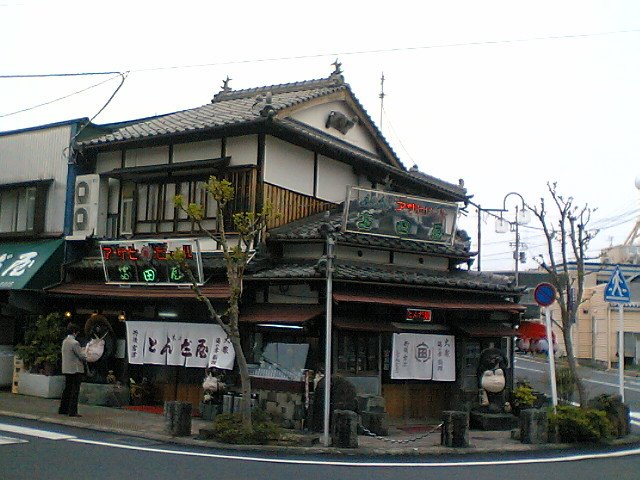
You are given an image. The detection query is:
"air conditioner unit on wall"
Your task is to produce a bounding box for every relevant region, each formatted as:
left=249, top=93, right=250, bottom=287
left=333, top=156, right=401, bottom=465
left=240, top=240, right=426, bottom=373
left=68, top=174, right=108, bottom=239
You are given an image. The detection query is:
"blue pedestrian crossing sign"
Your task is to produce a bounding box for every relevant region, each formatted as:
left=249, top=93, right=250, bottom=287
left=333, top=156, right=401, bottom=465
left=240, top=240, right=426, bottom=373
left=604, top=266, right=631, bottom=303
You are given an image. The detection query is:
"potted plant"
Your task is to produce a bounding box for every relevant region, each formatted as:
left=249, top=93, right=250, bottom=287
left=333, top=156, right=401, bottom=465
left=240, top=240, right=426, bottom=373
left=15, top=312, right=67, bottom=398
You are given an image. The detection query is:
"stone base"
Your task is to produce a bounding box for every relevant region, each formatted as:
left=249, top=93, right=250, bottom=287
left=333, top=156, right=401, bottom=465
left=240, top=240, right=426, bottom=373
left=470, top=411, right=518, bottom=431
left=199, top=402, right=221, bottom=421
left=332, top=409, right=358, bottom=448
left=18, top=372, right=65, bottom=398
left=79, top=383, right=130, bottom=407
left=360, top=411, right=389, bottom=436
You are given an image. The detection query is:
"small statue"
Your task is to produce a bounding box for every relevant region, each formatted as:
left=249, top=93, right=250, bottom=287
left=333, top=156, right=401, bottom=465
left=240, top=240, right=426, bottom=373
left=83, top=314, right=116, bottom=384
left=477, top=347, right=509, bottom=414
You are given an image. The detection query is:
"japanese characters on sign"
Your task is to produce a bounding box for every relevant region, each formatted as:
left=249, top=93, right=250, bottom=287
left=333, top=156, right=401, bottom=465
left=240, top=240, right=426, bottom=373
left=406, top=308, right=432, bottom=322
left=125, top=321, right=235, bottom=369
left=391, top=333, right=455, bottom=381
left=342, top=186, right=459, bottom=245
left=0, top=251, right=38, bottom=288
left=100, top=239, right=204, bottom=286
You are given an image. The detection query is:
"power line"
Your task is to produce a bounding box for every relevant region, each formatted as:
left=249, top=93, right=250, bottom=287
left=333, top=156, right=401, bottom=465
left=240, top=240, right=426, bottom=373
left=0, top=74, right=122, bottom=118
left=0, top=71, right=121, bottom=79
left=3, top=28, right=639, bottom=80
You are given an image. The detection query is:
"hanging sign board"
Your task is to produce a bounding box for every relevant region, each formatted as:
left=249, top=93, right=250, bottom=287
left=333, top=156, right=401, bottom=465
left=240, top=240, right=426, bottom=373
left=342, top=186, right=459, bottom=245
left=125, top=321, right=235, bottom=369
left=406, top=308, right=432, bottom=322
left=100, top=239, right=204, bottom=286
left=391, top=333, right=455, bottom=381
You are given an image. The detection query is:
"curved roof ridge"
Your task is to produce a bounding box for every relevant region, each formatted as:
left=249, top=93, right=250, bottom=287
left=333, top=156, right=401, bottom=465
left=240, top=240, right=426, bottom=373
left=212, top=76, right=345, bottom=102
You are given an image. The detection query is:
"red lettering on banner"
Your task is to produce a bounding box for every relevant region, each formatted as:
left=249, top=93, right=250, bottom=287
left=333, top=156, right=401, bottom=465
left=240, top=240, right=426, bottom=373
left=153, top=246, right=167, bottom=260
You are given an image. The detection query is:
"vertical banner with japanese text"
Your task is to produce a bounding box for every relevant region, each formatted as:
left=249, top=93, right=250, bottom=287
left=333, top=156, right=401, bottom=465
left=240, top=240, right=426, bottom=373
left=391, top=333, right=455, bottom=381
left=125, top=321, right=235, bottom=370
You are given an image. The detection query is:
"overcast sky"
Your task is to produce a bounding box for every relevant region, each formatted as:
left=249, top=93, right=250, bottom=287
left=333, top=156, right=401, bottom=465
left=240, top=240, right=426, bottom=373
left=1, top=0, right=639, bottom=271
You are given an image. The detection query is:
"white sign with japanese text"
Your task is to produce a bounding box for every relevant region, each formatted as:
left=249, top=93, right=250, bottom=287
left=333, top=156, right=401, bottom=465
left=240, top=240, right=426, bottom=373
left=391, top=333, right=455, bottom=381
left=125, top=321, right=235, bottom=370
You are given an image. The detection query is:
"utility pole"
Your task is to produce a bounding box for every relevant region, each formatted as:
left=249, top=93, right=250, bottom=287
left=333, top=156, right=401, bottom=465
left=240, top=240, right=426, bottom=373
left=379, top=72, right=385, bottom=132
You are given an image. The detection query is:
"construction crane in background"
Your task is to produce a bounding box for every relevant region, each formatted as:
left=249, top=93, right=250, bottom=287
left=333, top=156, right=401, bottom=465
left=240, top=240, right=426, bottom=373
left=601, top=176, right=640, bottom=264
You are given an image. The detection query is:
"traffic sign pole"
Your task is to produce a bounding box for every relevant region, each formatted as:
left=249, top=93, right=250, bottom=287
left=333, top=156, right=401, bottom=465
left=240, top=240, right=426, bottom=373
left=544, top=306, right=558, bottom=409
left=603, top=266, right=630, bottom=403
left=534, top=283, right=558, bottom=411
left=618, top=304, right=625, bottom=402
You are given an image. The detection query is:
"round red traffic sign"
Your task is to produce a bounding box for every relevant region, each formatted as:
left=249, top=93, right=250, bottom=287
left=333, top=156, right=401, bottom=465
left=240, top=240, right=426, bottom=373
left=534, top=282, right=556, bottom=307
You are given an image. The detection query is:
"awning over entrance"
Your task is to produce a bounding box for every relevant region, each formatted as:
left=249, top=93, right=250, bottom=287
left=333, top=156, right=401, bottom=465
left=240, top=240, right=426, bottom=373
left=333, top=318, right=449, bottom=333
left=455, top=321, right=519, bottom=337
left=333, top=291, right=525, bottom=313
left=0, top=239, right=64, bottom=290
left=239, top=304, right=323, bottom=324
left=333, top=318, right=397, bottom=332
left=46, top=281, right=230, bottom=299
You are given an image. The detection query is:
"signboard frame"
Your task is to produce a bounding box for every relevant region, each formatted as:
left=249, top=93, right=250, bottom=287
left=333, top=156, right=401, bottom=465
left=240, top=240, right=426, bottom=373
left=99, top=238, right=205, bottom=286
left=405, top=308, right=432, bottom=322
left=342, top=186, right=459, bottom=246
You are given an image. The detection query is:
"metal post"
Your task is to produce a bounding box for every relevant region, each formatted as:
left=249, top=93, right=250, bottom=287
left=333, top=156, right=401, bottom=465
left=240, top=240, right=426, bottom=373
left=477, top=205, right=482, bottom=271
left=544, top=306, right=558, bottom=409
left=618, top=303, right=625, bottom=402
left=322, top=235, right=335, bottom=447
left=514, top=205, right=520, bottom=287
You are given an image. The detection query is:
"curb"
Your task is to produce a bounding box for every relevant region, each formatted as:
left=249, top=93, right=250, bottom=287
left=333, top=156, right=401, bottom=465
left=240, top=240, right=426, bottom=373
left=3, top=409, right=640, bottom=457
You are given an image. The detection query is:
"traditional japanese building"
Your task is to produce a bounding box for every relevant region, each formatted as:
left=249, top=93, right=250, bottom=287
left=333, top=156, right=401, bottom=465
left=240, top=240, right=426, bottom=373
left=39, top=68, right=524, bottom=423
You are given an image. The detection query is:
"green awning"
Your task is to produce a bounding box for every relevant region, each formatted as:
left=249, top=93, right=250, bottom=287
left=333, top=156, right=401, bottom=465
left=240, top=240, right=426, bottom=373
left=0, top=239, right=64, bottom=290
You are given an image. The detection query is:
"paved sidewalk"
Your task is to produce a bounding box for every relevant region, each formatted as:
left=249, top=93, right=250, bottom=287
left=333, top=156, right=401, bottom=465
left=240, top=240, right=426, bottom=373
left=0, top=390, right=636, bottom=456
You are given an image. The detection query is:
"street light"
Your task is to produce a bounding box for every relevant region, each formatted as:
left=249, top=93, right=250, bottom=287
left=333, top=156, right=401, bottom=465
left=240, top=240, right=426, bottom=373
left=494, top=192, right=531, bottom=286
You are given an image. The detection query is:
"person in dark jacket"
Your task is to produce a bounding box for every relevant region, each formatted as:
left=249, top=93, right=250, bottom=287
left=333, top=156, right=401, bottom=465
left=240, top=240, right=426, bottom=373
left=58, top=323, right=87, bottom=417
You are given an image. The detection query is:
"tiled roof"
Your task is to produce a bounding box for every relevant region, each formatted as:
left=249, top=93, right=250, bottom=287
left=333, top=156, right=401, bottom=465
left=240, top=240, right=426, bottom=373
left=268, top=208, right=474, bottom=259
left=79, top=76, right=351, bottom=147
left=248, top=260, right=523, bottom=294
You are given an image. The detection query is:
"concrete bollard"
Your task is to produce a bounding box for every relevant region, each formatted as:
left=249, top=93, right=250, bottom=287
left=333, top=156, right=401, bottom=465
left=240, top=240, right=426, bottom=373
left=164, top=401, right=192, bottom=436
left=441, top=410, right=469, bottom=448
left=519, top=408, right=548, bottom=444
left=332, top=409, right=358, bottom=448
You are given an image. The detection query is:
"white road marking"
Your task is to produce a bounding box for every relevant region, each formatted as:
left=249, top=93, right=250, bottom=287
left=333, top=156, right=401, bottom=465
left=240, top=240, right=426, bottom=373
left=515, top=363, right=640, bottom=393
left=0, top=423, right=76, bottom=440
left=0, top=435, right=28, bottom=445
left=68, top=438, right=640, bottom=467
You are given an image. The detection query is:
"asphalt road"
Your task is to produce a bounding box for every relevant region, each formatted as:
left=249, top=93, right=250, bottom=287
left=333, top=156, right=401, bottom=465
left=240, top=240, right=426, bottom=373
left=1, top=417, right=639, bottom=480
left=514, top=354, right=640, bottom=411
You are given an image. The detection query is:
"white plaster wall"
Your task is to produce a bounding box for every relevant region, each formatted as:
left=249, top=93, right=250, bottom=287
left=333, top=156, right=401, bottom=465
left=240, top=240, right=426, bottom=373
left=264, top=136, right=314, bottom=195
left=173, top=139, right=222, bottom=163
left=394, top=252, right=449, bottom=271
left=316, top=154, right=357, bottom=203
left=227, top=135, right=257, bottom=167
left=96, top=150, right=121, bottom=173
left=338, top=246, right=389, bottom=264
left=124, top=146, right=169, bottom=167
left=0, top=124, right=73, bottom=234
left=290, top=100, right=377, bottom=153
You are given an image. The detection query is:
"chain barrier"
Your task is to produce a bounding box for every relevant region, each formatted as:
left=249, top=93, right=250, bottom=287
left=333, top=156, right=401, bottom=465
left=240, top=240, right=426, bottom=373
left=358, top=422, right=443, bottom=444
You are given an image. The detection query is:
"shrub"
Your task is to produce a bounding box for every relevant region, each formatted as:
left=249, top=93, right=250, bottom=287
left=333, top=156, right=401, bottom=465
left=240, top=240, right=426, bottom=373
left=555, top=366, right=576, bottom=403
left=513, top=384, right=536, bottom=409
left=212, top=410, right=281, bottom=444
left=548, top=405, right=614, bottom=442
left=587, top=394, right=630, bottom=437
left=15, top=313, right=66, bottom=374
